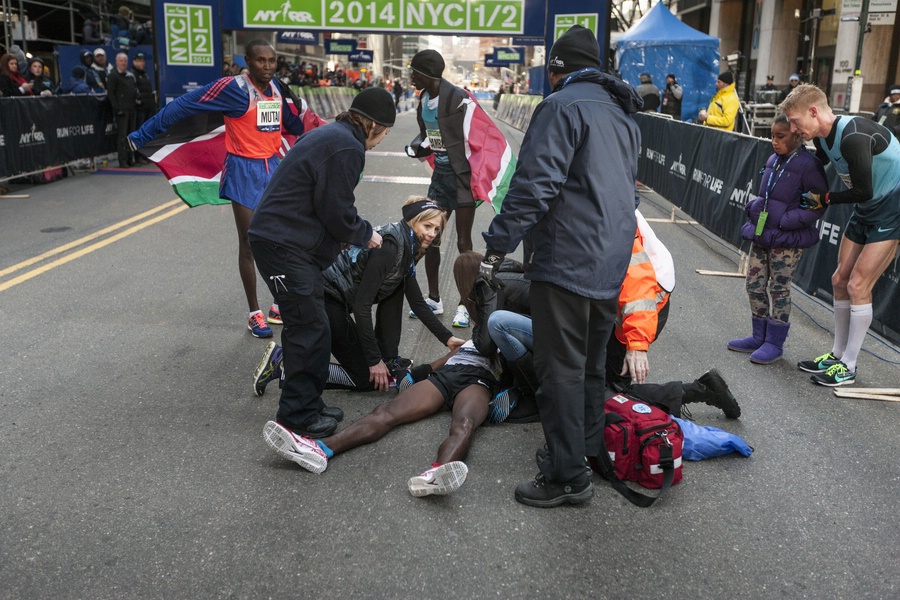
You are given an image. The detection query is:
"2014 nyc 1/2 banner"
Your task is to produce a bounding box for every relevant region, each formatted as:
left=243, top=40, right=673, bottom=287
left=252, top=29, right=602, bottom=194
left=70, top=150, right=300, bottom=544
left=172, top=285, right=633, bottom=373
left=0, top=96, right=116, bottom=178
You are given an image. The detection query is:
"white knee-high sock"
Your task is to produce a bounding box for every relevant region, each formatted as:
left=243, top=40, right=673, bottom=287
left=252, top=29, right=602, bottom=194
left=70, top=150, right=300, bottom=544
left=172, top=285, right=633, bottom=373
left=831, top=299, right=851, bottom=358
left=841, top=304, right=873, bottom=372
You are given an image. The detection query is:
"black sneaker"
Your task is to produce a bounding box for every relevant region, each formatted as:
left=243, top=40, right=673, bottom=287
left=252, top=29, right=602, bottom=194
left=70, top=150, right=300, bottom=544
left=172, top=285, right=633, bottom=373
left=514, top=472, right=593, bottom=508
left=385, top=356, right=413, bottom=377
left=697, top=369, right=742, bottom=419
left=797, top=352, right=839, bottom=374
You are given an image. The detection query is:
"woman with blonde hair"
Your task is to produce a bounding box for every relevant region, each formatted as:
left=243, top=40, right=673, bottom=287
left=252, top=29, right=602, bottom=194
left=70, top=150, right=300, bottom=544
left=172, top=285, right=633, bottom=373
left=253, top=196, right=465, bottom=403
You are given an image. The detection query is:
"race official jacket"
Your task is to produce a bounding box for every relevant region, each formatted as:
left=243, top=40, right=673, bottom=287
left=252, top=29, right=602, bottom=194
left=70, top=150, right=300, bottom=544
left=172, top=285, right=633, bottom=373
left=614, top=211, right=676, bottom=352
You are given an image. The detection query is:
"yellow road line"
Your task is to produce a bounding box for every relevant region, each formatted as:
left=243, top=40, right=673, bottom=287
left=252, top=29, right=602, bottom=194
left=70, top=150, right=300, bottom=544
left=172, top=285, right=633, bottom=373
left=0, top=199, right=183, bottom=278
left=0, top=204, right=188, bottom=293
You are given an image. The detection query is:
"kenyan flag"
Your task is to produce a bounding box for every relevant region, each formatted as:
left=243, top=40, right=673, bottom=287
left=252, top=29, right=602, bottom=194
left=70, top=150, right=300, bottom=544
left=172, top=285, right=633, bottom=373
left=137, top=98, right=326, bottom=208
left=462, top=90, right=516, bottom=213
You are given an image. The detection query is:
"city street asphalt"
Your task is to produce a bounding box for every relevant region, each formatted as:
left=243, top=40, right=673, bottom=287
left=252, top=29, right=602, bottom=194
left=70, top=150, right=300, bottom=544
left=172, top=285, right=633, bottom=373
left=1, top=103, right=898, bottom=599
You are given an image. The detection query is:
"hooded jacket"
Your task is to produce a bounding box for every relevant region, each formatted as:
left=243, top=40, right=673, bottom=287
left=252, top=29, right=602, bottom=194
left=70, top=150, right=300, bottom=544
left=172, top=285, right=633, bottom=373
left=483, top=69, right=641, bottom=300
left=741, top=146, right=828, bottom=248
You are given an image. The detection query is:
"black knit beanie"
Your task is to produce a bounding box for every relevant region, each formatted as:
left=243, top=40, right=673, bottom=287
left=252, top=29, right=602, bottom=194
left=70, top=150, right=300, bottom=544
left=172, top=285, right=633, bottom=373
left=547, top=25, right=601, bottom=74
left=349, top=87, right=397, bottom=127
left=410, top=49, right=444, bottom=79
left=718, top=71, right=734, bottom=85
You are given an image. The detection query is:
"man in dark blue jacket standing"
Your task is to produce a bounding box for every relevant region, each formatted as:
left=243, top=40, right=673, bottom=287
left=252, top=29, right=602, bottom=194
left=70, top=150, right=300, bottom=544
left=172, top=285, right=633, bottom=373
left=249, top=88, right=395, bottom=440
left=481, top=25, right=643, bottom=508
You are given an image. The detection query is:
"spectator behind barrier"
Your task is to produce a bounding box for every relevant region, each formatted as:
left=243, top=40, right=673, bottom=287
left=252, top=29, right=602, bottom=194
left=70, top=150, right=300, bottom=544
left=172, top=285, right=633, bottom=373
left=79, top=50, right=103, bottom=93
left=873, top=84, right=900, bottom=140
left=636, top=72, right=660, bottom=112
left=0, top=53, right=34, bottom=96
left=61, top=66, right=94, bottom=95
left=25, top=57, right=55, bottom=96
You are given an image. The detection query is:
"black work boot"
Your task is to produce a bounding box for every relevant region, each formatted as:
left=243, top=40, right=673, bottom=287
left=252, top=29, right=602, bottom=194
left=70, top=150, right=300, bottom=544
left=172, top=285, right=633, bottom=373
left=515, top=471, right=593, bottom=508
left=683, top=369, right=742, bottom=419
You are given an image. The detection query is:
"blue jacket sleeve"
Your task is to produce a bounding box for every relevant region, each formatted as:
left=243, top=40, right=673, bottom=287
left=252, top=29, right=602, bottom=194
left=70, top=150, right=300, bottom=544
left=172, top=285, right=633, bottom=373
left=482, top=100, right=576, bottom=254
left=128, top=77, right=249, bottom=148
left=312, top=148, right=373, bottom=247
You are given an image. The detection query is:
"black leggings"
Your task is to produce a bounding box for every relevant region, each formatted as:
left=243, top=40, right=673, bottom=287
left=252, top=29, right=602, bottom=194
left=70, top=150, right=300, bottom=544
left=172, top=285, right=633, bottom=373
left=324, top=286, right=405, bottom=391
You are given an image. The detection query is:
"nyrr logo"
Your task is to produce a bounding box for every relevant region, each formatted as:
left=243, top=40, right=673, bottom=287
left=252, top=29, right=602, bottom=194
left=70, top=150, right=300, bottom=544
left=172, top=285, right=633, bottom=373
left=19, top=123, right=46, bottom=145
left=253, top=1, right=315, bottom=23
left=669, top=153, right=686, bottom=178
left=728, top=180, right=754, bottom=208
left=645, top=147, right=665, bottom=166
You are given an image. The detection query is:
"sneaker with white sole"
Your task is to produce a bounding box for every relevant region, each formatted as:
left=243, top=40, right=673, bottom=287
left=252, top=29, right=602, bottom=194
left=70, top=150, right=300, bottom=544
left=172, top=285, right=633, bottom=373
left=407, top=461, right=468, bottom=497
left=409, top=297, right=444, bottom=318
left=810, top=361, right=857, bottom=387
left=248, top=311, right=273, bottom=338
left=262, top=421, right=328, bottom=474
left=253, top=342, right=283, bottom=397
left=452, top=305, right=470, bottom=328
left=797, top=352, right=839, bottom=374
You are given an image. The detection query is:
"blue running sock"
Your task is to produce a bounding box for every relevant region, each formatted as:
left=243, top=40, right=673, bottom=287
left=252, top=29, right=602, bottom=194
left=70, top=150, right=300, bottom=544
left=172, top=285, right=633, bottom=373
left=315, top=440, right=334, bottom=458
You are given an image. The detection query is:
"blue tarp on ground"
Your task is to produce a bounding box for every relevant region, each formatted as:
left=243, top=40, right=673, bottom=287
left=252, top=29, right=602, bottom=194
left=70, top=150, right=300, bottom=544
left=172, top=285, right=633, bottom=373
left=615, top=3, right=719, bottom=123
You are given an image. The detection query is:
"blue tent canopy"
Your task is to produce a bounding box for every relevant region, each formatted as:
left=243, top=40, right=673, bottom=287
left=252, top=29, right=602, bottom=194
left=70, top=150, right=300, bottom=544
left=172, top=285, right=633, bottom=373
left=616, top=3, right=720, bottom=122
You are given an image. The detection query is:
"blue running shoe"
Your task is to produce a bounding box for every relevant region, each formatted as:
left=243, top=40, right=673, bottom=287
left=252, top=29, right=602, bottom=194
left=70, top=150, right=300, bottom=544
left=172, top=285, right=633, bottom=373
left=488, top=389, right=519, bottom=424
left=396, top=371, right=415, bottom=393
left=248, top=311, right=273, bottom=338
left=253, top=342, right=283, bottom=396
left=810, top=361, right=857, bottom=387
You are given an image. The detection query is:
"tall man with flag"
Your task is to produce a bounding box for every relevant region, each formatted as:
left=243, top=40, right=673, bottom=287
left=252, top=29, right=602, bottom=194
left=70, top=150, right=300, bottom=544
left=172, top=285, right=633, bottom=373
left=128, top=40, right=314, bottom=339
left=405, top=49, right=516, bottom=329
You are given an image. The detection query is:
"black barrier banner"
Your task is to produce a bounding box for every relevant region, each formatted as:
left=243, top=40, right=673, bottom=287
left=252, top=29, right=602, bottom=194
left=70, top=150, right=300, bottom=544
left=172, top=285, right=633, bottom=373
left=634, top=113, right=900, bottom=345
left=0, top=96, right=117, bottom=178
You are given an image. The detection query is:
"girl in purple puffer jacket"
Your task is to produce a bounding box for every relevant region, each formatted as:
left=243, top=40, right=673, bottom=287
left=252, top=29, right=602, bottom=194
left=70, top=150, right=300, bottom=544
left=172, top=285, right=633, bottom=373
left=728, top=113, right=828, bottom=364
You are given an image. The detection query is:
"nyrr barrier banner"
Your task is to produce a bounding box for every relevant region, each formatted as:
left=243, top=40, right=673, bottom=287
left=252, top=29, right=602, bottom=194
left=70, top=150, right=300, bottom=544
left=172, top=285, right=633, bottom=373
left=634, top=113, right=900, bottom=344
left=0, top=96, right=116, bottom=178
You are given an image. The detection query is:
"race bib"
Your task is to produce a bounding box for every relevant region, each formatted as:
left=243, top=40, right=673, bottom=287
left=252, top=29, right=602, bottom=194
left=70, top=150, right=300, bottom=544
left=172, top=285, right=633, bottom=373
left=257, top=100, right=281, bottom=132
left=426, top=128, right=445, bottom=152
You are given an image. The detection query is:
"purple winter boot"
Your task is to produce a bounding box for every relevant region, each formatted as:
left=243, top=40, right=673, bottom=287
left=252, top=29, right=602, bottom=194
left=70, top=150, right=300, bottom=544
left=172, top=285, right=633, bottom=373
left=750, top=319, right=790, bottom=364
left=727, top=316, right=767, bottom=353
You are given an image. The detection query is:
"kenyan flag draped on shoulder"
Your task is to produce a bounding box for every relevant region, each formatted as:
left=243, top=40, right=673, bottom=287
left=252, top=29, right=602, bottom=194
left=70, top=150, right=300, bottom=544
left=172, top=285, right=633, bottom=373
left=137, top=95, right=326, bottom=208
left=462, top=90, right=516, bottom=214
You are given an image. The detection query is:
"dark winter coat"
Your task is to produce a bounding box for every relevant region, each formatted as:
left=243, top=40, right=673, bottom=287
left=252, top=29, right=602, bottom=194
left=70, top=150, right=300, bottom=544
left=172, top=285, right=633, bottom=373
left=107, top=69, right=137, bottom=113
left=248, top=120, right=373, bottom=269
left=133, top=67, right=156, bottom=111
left=483, top=69, right=642, bottom=300
left=741, top=146, right=828, bottom=249
left=471, top=259, right=531, bottom=357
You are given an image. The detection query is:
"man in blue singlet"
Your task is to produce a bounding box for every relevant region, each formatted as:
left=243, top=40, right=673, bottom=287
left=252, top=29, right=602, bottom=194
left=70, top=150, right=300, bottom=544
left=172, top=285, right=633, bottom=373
left=780, top=84, right=900, bottom=387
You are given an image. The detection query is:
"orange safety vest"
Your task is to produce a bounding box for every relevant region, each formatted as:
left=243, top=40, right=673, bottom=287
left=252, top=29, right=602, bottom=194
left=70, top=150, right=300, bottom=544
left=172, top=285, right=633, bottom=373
left=223, top=74, right=283, bottom=159
left=615, top=227, right=671, bottom=352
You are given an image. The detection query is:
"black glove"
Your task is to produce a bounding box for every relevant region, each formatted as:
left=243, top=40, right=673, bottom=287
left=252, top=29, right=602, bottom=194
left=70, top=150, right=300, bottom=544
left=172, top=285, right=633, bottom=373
left=800, top=190, right=826, bottom=210
left=479, top=250, right=505, bottom=289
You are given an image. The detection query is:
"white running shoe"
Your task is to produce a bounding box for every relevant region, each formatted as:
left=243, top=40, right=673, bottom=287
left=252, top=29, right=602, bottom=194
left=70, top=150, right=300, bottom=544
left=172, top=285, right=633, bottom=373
left=408, top=297, right=444, bottom=318
left=452, top=305, right=470, bottom=328
left=407, top=461, right=468, bottom=497
left=262, top=421, right=328, bottom=474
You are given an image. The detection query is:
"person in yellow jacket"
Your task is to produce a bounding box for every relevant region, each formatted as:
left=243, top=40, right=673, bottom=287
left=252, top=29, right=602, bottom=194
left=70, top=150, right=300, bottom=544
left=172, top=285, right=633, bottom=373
left=697, top=71, right=739, bottom=131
